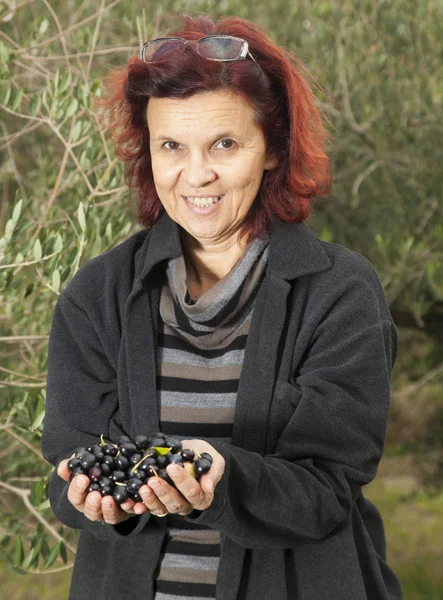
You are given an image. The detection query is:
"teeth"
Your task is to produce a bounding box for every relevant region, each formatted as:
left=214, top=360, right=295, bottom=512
left=186, top=196, right=222, bottom=207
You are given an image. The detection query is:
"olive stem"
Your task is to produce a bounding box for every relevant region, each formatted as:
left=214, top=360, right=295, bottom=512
left=190, top=448, right=201, bottom=459
left=130, top=450, right=155, bottom=473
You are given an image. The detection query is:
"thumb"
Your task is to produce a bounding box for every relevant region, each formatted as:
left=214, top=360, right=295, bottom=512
left=57, top=454, right=75, bottom=481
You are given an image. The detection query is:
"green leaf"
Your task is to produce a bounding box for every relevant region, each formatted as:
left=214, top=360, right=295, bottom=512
left=72, top=120, right=82, bottom=143
left=15, top=252, right=24, bottom=264
left=60, top=541, right=67, bottom=564
left=79, top=150, right=91, bottom=170
left=31, top=407, right=45, bottom=431
left=22, top=544, right=38, bottom=570
left=54, top=68, right=61, bottom=95
left=30, top=539, right=42, bottom=568
left=10, top=88, right=23, bottom=111
left=42, top=90, right=50, bottom=114
left=403, top=236, right=414, bottom=255
left=13, top=535, right=24, bottom=566
left=24, top=283, right=34, bottom=298
left=78, top=201, right=86, bottom=232
left=32, top=478, right=45, bottom=507
left=2, top=85, right=12, bottom=106
left=53, top=233, right=63, bottom=253
left=22, top=537, right=42, bottom=570
left=3, top=269, right=13, bottom=289
left=0, top=41, right=9, bottom=63
left=44, top=542, right=61, bottom=569
left=12, top=199, right=23, bottom=223
left=37, top=498, right=51, bottom=512
left=33, top=238, right=42, bottom=261
left=5, top=218, right=15, bottom=240
left=60, top=265, right=71, bottom=283
left=66, top=98, right=79, bottom=118
left=51, top=268, right=60, bottom=292
left=40, top=537, right=50, bottom=559
left=153, top=446, right=172, bottom=456
left=39, top=18, right=49, bottom=35
left=59, top=72, right=71, bottom=95
left=29, top=94, right=41, bottom=117
left=91, top=236, right=102, bottom=258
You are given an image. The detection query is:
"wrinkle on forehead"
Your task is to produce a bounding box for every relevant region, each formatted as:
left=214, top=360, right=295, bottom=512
left=147, top=91, right=254, bottom=138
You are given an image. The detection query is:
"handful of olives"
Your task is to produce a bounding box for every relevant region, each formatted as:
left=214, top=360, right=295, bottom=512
left=67, top=432, right=213, bottom=506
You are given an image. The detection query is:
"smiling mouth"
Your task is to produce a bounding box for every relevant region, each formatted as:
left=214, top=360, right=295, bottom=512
left=182, top=195, right=224, bottom=207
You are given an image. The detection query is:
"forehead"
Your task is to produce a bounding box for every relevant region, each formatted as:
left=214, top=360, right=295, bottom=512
left=146, top=90, right=256, bottom=134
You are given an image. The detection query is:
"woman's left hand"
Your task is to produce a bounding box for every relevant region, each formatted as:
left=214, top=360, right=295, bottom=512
left=135, top=439, right=226, bottom=517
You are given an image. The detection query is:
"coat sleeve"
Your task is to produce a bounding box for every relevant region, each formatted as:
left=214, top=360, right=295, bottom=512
left=41, top=291, right=152, bottom=541
left=182, top=266, right=398, bottom=549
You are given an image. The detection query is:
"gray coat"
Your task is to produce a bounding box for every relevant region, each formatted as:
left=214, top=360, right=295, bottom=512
left=41, top=210, right=403, bottom=599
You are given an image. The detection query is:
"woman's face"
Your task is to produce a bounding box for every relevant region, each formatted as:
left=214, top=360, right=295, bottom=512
left=147, top=90, right=278, bottom=248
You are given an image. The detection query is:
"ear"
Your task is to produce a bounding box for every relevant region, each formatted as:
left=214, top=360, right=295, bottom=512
left=264, top=151, right=279, bottom=170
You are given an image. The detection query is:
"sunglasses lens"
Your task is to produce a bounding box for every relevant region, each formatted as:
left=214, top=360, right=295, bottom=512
left=198, top=37, right=243, bottom=60
left=143, top=39, right=184, bottom=61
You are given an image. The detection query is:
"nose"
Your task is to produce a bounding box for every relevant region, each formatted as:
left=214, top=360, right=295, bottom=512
left=182, top=151, right=217, bottom=189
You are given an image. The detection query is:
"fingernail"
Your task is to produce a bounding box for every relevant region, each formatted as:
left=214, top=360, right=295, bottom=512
left=150, top=480, right=160, bottom=490
left=76, top=477, right=85, bottom=488
left=103, top=501, right=112, bottom=509
left=168, top=465, right=180, bottom=476
left=89, top=496, right=100, bottom=505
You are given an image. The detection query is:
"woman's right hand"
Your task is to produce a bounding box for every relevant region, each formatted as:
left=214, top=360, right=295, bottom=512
left=57, top=453, right=149, bottom=525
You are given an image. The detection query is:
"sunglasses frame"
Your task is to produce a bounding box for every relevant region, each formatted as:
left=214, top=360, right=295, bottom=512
left=139, top=35, right=257, bottom=63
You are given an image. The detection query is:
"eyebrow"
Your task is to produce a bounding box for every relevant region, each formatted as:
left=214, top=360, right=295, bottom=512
left=152, top=131, right=239, bottom=143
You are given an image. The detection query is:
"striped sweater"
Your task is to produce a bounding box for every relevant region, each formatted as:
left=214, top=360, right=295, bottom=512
left=153, top=235, right=270, bottom=600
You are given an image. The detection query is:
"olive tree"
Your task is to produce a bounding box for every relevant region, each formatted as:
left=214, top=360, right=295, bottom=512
left=0, top=0, right=442, bottom=578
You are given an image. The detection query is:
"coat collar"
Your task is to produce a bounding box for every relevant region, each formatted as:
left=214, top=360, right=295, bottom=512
left=137, top=209, right=332, bottom=283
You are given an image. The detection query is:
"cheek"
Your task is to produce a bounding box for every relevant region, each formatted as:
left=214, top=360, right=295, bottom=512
left=152, top=160, right=176, bottom=189
left=229, top=159, right=264, bottom=187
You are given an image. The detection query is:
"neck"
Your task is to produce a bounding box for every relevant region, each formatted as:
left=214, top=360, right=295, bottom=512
left=180, top=230, right=248, bottom=285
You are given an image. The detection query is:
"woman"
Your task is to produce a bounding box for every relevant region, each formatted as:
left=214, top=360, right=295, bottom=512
left=41, top=14, right=403, bottom=600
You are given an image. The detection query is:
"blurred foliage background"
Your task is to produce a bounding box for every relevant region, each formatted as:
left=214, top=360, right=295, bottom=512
left=0, top=0, right=442, bottom=598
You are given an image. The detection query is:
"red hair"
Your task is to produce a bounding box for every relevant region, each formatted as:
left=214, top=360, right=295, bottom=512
left=95, top=14, right=332, bottom=245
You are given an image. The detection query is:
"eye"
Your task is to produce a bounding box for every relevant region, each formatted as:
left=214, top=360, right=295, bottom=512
left=162, top=141, right=181, bottom=151
left=216, top=138, right=236, bottom=150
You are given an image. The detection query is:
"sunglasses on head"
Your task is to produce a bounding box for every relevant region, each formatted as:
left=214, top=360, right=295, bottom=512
left=140, top=35, right=257, bottom=64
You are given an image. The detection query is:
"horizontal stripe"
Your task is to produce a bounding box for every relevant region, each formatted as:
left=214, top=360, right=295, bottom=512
left=161, top=541, right=220, bottom=557
left=157, top=566, right=217, bottom=585
left=167, top=530, right=221, bottom=544
left=160, top=422, right=233, bottom=437
left=156, top=580, right=216, bottom=598
left=158, top=377, right=239, bottom=394
left=158, top=361, right=243, bottom=380
left=169, top=529, right=220, bottom=544
left=155, top=592, right=214, bottom=600
left=158, top=348, right=245, bottom=367
left=159, top=555, right=219, bottom=571
left=159, top=331, right=246, bottom=351
left=160, top=405, right=235, bottom=424
left=157, top=433, right=232, bottom=446
left=158, top=391, right=237, bottom=408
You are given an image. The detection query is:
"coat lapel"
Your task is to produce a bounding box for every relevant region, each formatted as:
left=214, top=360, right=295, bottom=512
left=231, top=275, right=291, bottom=451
